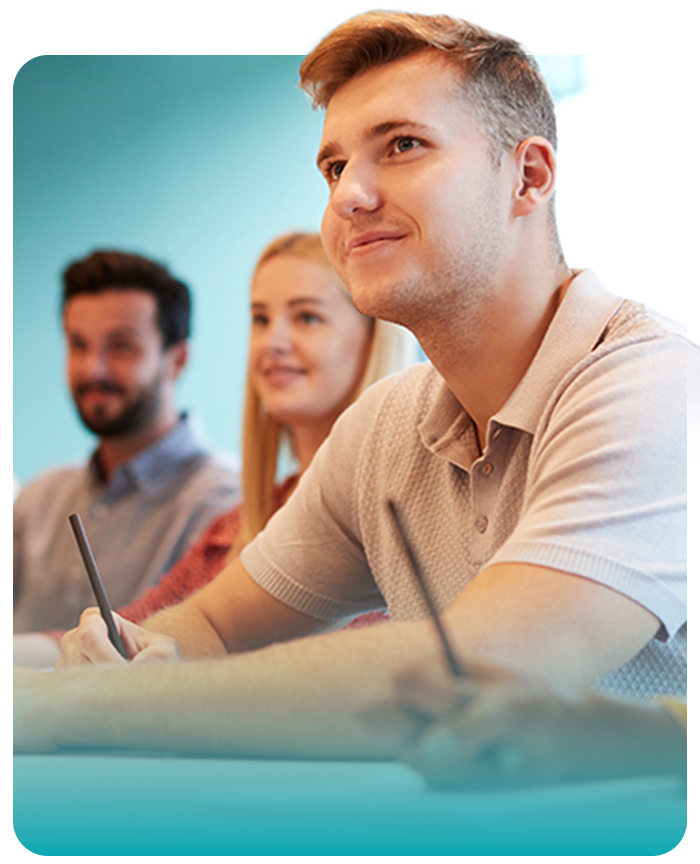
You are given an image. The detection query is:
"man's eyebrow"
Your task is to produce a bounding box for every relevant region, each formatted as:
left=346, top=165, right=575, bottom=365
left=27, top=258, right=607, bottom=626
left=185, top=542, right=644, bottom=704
left=66, top=325, right=140, bottom=337
left=317, top=120, right=436, bottom=169
left=251, top=298, right=326, bottom=309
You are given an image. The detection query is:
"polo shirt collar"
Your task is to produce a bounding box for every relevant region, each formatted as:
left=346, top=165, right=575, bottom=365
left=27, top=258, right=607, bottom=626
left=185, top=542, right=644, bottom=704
left=494, top=270, right=623, bottom=435
left=419, top=270, right=623, bottom=459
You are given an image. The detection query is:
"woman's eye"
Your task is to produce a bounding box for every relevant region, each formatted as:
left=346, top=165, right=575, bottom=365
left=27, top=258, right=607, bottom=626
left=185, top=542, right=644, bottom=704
left=298, top=311, right=322, bottom=325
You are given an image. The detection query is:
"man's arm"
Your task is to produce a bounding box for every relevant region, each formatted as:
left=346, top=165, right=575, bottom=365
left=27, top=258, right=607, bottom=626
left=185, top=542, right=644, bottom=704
left=59, top=557, right=336, bottom=665
left=143, top=556, right=336, bottom=654
left=19, top=616, right=439, bottom=758
left=36, top=558, right=659, bottom=757
left=444, top=562, right=659, bottom=687
left=395, top=657, right=686, bottom=790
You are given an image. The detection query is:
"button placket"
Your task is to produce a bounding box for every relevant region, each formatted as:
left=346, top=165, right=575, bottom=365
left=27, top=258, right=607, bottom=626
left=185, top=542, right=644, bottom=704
left=470, top=434, right=503, bottom=558
left=474, top=514, right=489, bottom=534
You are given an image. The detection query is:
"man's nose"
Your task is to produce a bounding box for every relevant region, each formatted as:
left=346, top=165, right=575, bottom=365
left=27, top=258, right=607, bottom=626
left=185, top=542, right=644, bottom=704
left=330, top=160, right=383, bottom=219
left=75, top=346, right=110, bottom=378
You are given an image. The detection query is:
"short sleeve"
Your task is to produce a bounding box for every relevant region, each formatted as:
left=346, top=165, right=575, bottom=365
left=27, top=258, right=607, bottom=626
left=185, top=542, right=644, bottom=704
left=241, top=377, right=398, bottom=620
left=488, top=333, right=693, bottom=639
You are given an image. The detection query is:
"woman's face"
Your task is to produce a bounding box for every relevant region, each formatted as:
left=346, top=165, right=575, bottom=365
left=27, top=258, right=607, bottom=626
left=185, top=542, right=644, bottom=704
left=249, top=253, right=373, bottom=432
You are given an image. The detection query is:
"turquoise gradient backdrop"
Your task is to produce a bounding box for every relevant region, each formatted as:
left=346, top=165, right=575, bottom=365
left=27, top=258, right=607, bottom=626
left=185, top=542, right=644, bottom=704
left=13, top=55, right=582, bottom=483
left=14, top=55, right=326, bottom=482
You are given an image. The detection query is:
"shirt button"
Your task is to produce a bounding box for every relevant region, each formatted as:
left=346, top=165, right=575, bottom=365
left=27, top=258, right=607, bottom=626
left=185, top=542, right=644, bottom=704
left=482, top=462, right=494, bottom=477
left=475, top=515, right=488, bottom=534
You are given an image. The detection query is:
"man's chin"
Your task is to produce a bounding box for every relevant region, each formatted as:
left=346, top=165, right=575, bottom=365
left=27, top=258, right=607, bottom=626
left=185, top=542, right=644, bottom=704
left=349, top=280, right=411, bottom=326
left=77, top=409, right=129, bottom=437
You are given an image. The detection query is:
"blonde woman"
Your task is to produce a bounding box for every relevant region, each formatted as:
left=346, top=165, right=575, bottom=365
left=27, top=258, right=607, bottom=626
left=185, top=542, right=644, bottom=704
left=119, top=231, right=412, bottom=622
left=14, top=232, right=413, bottom=668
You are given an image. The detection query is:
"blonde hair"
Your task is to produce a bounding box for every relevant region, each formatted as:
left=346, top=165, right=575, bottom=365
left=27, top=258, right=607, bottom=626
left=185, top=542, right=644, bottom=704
left=233, top=231, right=415, bottom=554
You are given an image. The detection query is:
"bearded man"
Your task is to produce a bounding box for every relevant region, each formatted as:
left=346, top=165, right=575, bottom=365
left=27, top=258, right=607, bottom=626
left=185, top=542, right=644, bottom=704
left=13, top=250, right=240, bottom=633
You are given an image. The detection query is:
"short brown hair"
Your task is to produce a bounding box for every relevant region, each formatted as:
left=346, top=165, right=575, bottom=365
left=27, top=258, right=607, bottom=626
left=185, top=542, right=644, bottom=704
left=299, top=10, right=557, bottom=162
left=62, top=249, right=191, bottom=348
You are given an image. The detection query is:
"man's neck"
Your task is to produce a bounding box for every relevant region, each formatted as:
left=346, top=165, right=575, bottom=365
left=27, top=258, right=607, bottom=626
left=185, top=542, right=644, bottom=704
left=95, top=413, right=180, bottom=484
left=419, top=262, right=573, bottom=450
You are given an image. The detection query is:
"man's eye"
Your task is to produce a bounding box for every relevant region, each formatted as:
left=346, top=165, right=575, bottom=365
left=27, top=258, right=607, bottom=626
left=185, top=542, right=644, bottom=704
left=252, top=314, right=268, bottom=327
left=394, top=136, right=420, bottom=153
left=327, top=161, right=345, bottom=181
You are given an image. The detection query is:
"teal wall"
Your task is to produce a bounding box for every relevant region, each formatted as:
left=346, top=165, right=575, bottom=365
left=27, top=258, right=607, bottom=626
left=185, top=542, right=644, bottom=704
left=14, top=55, right=326, bottom=482
left=13, top=37, right=695, bottom=495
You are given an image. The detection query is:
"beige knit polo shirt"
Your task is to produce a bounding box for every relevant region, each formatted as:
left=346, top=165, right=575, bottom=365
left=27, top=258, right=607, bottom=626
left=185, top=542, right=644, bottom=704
left=243, top=271, right=693, bottom=697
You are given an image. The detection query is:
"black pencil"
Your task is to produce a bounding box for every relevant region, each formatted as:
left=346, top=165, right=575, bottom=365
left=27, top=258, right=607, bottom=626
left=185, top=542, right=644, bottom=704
left=388, top=499, right=468, bottom=678
left=68, top=512, right=128, bottom=659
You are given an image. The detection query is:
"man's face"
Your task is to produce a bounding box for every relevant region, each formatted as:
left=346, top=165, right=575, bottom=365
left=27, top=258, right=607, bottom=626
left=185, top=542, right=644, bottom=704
left=318, top=52, right=512, bottom=331
left=63, top=289, right=172, bottom=438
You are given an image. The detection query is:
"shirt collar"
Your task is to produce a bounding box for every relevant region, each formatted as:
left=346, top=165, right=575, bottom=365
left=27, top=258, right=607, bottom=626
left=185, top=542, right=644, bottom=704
left=88, top=412, right=210, bottom=494
left=418, top=270, right=623, bottom=460
left=494, top=270, right=623, bottom=435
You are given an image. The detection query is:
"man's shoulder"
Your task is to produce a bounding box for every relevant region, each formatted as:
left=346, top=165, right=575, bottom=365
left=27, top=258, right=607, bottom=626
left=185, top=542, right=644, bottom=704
left=575, top=297, right=699, bottom=396
left=153, top=414, right=241, bottom=497
left=15, top=461, right=86, bottom=498
left=602, top=298, right=693, bottom=351
left=313, top=363, right=441, bottom=479
left=189, top=447, right=241, bottom=492
left=338, top=363, right=440, bottom=430
left=13, top=461, right=88, bottom=526
left=199, top=447, right=241, bottom=472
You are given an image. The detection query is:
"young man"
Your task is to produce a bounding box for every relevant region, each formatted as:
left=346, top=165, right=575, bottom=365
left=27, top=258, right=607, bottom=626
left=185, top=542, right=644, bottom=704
left=15, top=12, right=692, bottom=758
left=14, top=250, right=241, bottom=635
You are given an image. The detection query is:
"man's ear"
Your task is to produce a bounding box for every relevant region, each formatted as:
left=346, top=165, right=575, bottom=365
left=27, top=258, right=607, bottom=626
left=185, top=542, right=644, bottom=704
left=166, top=340, right=189, bottom=383
left=512, top=136, right=557, bottom=217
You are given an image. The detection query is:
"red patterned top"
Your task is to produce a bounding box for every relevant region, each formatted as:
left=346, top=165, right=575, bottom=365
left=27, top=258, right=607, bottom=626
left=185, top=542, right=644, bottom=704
left=118, top=476, right=298, bottom=623
left=47, top=474, right=387, bottom=638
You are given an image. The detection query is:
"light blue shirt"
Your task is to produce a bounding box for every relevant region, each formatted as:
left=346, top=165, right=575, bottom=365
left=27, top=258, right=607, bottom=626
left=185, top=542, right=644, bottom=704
left=14, top=413, right=240, bottom=631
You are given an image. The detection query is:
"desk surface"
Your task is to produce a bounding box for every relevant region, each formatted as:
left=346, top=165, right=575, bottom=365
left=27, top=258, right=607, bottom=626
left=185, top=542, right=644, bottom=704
left=14, top=752, right=686, bottom=856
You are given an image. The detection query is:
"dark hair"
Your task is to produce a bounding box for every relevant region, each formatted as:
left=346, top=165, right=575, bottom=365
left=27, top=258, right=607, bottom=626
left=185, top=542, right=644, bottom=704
left=62, top=250, right=191, bottom=348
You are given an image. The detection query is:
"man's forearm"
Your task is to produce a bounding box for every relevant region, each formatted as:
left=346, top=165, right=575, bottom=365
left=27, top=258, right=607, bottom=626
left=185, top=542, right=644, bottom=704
left=18, top=621, right=439, bottom=759
left=138, top=558, right=333, bottom=658
left=139, top=600, right=228, bottom=658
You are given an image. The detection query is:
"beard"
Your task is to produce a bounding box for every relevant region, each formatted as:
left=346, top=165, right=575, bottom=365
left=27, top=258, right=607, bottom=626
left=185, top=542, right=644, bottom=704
left=73, top=376, right=164, bottom=438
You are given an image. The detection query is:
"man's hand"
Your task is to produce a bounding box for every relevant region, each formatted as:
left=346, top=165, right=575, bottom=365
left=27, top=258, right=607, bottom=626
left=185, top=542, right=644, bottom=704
left=397, top=662, right=687, bottom=791
left=57, top=607, right=181, bottom=667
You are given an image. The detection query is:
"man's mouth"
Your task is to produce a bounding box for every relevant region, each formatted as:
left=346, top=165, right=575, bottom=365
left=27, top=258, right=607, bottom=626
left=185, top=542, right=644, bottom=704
left=347, top=230, right=408, bottom=255
left=76, top=383, right=125, bottom=400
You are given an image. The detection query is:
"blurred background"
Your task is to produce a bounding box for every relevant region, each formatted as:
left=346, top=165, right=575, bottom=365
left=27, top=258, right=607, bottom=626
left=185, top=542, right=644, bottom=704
left=13, top=42, right=693, bottom=484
